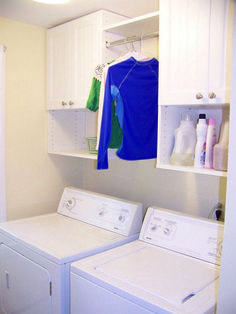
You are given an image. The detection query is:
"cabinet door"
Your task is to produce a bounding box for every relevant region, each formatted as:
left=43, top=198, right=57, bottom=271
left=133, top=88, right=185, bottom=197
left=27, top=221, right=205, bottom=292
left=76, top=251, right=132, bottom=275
left=208, top=0, right=231, bottom=104
left=47, top=24, right=71, bottom=109
left=159, top=0, right=211, bottom=105
left=0, top=244, right=52, bottom=314
left=47, top=13, right=104, bottom=110
left=71, top=16, right=103, bottom=108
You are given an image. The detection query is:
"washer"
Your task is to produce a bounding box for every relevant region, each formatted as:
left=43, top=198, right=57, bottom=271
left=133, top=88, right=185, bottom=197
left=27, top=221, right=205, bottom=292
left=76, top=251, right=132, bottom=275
left=0, top=187, right=143, bottom=314
left=70, top=206, right=224, bottom=314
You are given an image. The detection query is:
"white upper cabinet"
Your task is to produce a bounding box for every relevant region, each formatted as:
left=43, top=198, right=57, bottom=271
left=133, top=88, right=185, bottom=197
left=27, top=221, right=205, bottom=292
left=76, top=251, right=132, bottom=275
left=47, top=11, right=126, bottom=110
left=159, top=0, right=232, bottom=106
left=47, top=13, right=102, bottom=110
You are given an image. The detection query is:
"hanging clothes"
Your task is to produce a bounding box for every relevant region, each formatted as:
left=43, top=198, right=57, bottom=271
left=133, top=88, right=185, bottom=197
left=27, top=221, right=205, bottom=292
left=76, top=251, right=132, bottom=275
left=86, top=63, right=123, bottom=149
left=97, top=57, right=158, bottom=170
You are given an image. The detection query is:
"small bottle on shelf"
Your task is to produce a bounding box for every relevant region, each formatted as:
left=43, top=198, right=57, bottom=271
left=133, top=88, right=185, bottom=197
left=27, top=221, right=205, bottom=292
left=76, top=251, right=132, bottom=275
left=194, top=114, right=207, bottom=168
left=205, top=118, right=217, bottom=169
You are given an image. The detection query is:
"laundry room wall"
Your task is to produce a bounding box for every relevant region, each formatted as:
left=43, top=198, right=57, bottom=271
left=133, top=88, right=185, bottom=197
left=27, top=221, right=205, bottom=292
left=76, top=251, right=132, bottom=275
left=0, top=16, right=226, bottom=221
left=73, top=32, right=227, bottom=218
left=0, top=17, right=83, bottom=220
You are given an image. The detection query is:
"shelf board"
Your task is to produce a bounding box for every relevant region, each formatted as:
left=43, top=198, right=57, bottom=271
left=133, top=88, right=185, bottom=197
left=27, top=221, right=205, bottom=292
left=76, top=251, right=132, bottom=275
left=156, top=163, right=227, bottom=177
left=49, top=150, right=97, bottom=160
left=103, top=11, right=159, bottom=38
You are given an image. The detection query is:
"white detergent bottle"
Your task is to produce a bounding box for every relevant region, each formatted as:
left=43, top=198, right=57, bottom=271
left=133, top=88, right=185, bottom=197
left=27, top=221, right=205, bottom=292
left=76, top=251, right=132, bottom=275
left=170, top=113, right=197, bottom=166
left=213, top=120, right=229, bottom=171
left=205, top=118, right=217, bottom=169
left=194, top=114, right=207, bottom=168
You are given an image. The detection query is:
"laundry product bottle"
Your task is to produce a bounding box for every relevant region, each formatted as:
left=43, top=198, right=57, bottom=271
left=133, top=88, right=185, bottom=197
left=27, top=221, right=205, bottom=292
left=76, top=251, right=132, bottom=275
left=194, top=114, right=207, bottom=168
left=205, top=118, right=217, bottom=169
left=213, top=120, right=229, bottom=171
left=169, top=113, right=197, bottom=166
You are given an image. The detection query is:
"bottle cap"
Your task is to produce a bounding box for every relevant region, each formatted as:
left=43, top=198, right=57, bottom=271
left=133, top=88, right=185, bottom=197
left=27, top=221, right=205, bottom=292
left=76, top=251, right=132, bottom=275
left=209, top=118, right=215, bottom=125
left=199, top=113, right=206, bottom=119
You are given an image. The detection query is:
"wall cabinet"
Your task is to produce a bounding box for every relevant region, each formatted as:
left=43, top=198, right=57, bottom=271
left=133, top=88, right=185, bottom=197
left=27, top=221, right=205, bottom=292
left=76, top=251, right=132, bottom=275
left=47, top=11, right=128, bottom=158
left=47, top=11, right=126, bottom=110
left=159, top=0, right=231, bottom=106
left=156, top=0, right=233, bottom=176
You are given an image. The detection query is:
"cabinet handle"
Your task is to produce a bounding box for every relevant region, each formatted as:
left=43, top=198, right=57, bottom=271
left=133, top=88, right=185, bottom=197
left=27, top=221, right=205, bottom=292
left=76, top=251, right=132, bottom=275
left=196, top=93, right=203, bottom=100
left=69, top=101, right=74, bottom=106
left=208, top=92, right=216, bottom=99
left=61, top=101, right=67, bottom=106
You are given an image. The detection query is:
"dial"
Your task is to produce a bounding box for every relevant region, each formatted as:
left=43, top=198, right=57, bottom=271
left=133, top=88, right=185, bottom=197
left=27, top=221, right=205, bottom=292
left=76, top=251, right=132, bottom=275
left=65, top=198, right=76, bottom=210
left=118, top=214, right=126, bottom=223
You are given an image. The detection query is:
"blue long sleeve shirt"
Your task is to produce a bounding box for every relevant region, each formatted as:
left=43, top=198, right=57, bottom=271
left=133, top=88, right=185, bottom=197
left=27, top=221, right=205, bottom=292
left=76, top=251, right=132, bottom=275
left=97, top=57, right=158, bottom=169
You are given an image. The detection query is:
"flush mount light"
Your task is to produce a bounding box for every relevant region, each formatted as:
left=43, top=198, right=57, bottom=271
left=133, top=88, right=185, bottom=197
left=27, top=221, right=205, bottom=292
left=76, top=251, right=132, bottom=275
left=33, top=0, right=70, bottom=4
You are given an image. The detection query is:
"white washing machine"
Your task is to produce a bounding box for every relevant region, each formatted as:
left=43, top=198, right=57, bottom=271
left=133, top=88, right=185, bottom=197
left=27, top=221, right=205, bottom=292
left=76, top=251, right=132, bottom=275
left=0, top=187, right=143, bottom=314
left=70, top=206, right=224, bottom=314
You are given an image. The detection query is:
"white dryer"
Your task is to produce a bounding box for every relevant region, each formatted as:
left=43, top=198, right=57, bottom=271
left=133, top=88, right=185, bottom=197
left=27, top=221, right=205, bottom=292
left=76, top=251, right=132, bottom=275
left=0, top=187, right=143, bottom=314
left=70, top=206, right=224, bottom=314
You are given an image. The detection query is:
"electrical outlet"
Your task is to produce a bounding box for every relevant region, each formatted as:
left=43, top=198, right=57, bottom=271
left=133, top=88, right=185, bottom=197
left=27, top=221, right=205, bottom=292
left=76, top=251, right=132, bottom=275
left=208, top=200, right=225, bottom=222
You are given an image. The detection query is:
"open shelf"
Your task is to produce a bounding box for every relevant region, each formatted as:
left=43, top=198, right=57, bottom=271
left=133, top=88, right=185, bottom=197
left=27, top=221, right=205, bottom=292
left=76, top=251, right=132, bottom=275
left=49, top=150, right=97, bottom=160
left=156, top=104, right=229, bottom=177
left=104, top=11, right=159, bottom=38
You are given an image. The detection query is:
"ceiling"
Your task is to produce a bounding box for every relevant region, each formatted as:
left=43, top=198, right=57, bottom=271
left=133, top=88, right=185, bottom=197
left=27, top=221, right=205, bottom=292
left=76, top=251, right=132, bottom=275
left=0, top=0, right=158, bottom=29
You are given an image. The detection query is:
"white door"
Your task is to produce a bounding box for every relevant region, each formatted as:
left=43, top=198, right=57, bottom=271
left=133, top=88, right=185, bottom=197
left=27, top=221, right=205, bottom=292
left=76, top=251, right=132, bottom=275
left=159, top=0, right=211, bottom=105
left=0, top=244, right=52, bottom=314
left=47, top=23, right=70, bottom=109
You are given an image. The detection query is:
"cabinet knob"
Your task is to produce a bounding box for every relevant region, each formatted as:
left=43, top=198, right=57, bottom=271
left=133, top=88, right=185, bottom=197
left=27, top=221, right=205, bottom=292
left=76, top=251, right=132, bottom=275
left=61, top=101, right=67, bottom=106
left=196, top=93, right=203, bottom=100
left=208, top=92, right=216, bottom=99
left=69, top=100, right=74, bottom=106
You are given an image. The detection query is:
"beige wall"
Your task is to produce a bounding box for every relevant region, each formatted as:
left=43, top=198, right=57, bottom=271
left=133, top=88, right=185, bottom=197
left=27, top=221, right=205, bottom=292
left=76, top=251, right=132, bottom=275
left=0, top=18, right=82, bottom=220
left=0, top=17, right=226, bottom=221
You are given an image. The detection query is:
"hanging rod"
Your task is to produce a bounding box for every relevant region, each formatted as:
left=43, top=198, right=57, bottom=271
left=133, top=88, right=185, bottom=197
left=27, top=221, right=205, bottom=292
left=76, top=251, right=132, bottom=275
left=106, top=32, right=159, bottom=48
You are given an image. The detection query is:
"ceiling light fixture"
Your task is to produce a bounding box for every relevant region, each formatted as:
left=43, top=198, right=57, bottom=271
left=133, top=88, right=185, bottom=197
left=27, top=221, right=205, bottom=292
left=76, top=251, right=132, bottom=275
left=33, top=0, right=70, bottom=4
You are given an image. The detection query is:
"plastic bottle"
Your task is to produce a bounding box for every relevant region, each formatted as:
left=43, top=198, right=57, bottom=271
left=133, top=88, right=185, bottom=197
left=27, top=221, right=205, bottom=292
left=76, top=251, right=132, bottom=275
left=205, top=118, right=217, bottom=169
left=169, top=114, right=197, bottom=166
left=213, top=120, right=229, bottom=171
left=194, top=114, right=207, bottom=168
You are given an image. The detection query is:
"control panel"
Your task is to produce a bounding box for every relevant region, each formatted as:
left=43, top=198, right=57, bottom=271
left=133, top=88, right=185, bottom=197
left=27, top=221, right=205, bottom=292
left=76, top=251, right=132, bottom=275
left=139, top=207, right=224, bottom=265
left=57, top=187, right=143, bottom=236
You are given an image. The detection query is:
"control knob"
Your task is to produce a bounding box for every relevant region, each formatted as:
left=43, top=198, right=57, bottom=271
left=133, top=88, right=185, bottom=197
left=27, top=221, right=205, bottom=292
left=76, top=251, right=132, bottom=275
left=65, top=198, right=76, bottom=210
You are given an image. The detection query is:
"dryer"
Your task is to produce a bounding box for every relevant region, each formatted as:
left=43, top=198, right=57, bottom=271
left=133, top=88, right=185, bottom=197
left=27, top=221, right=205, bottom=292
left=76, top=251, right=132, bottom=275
left=70, top=206, right=224, bottom=314
left=0, top=187, right=143, bottom=314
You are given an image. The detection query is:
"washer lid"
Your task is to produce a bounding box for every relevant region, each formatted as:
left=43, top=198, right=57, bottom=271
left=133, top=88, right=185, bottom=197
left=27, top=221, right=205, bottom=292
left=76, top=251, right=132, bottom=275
left=92, top=244, right=219, bottom=307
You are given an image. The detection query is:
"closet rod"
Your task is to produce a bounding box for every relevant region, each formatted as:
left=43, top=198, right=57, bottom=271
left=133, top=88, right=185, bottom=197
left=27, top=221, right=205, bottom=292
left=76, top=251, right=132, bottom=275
left=105, top=32, right=159, bottom=48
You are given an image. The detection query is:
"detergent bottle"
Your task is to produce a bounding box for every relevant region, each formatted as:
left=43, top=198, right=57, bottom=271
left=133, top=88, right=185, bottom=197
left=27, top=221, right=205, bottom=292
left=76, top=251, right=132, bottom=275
left=170, top=114, right=197, bottom=166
